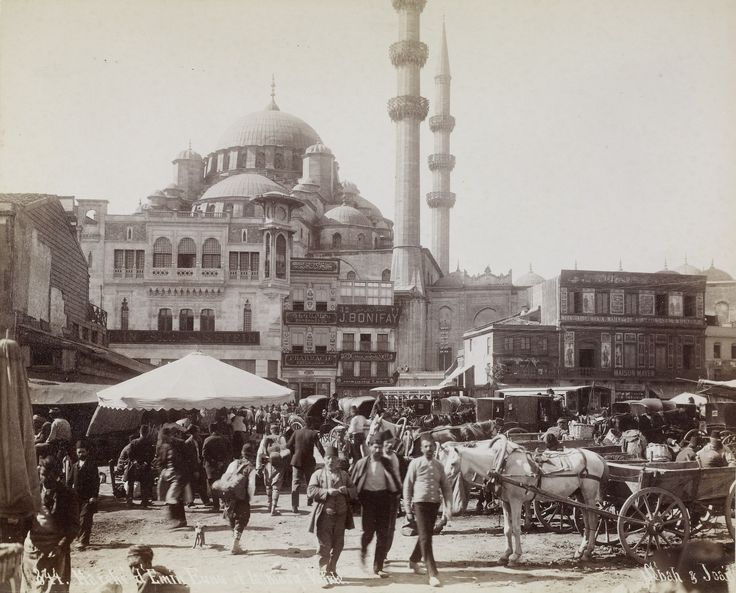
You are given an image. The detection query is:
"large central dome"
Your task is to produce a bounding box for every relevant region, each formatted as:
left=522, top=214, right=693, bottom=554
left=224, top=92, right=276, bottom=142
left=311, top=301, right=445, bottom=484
left=216, top=102, right=321, bottom=152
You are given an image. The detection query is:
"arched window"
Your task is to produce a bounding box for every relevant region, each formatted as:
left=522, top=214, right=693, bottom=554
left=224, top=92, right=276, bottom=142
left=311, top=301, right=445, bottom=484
left=200, top=309, right=215, bottom=331
left=275, top=234, right=287, bottom=279
left=264, top=232, right=271, bottom=278
left=202, top=238, right=221, bottom=268
left=357, top=233, right=365, bottom=247
left=332, top=233, right=342, bottom=249
left=120, top=298, right=129, bottom=331
left=153, top=237, right=172, bottom=268
left=158, top=308, right=172, bottom=331
left=256, top=151, right=265, bottom=168
left=241, top=229, right=248, bottom=243
left=374, top=237, right=379, bottom=249
left=274, top=151, right=284, bottom=169
left=205, top=203, right=216, bottom=217
left=716, top=301, right=730, bottom=326
left=179, top=308, right=194, bottom=331
left=346, top=271, right=356, bottom=281
left=381, top=269, right=391, bottom=282
left=473, top=307, right=497, bottom=327
left=126, top=227, right=133, bottom=240
left=243, top=301, right=252, bottom=332
left=223, top=203, right=233, bottom=216
left=177, top=238, right=196, bottom=268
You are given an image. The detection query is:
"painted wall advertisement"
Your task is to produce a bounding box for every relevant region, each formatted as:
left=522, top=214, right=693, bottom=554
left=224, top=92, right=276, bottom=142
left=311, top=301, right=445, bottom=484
left=564, top=331, right=575, bottom=367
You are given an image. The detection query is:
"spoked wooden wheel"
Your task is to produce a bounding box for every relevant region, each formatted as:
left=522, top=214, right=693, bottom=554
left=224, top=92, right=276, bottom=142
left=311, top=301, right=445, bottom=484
left=290, top=419, right=305, bottom=433
left=617, top=487, right=690, bottom=564
left=326, top=425, right=345, bottom=447
left=591, top=499, right=622, bottom=546
left=534, top=495, right=582, bottom=534
left=725, top=481, right=735, bottom=540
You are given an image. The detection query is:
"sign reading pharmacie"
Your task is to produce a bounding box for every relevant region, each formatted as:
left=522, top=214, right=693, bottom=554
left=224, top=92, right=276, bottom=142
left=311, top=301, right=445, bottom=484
left=336, top=376, right=395, bottom=387
left=282, top=352, right=338, bottom=368
left=339, top=351, right=396, bottom=362
left=336, top=305, right=401, bottom=327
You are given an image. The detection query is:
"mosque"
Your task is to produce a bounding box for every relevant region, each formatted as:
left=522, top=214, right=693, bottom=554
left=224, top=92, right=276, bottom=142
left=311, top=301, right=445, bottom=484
left=75, top=0, right=734, bottom=396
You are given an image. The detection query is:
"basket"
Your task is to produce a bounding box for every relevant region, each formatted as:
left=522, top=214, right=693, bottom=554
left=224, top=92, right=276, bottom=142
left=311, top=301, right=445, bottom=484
left=569, top=423, right=595, bottom=440
left=0, top=543, right=23, bottom=585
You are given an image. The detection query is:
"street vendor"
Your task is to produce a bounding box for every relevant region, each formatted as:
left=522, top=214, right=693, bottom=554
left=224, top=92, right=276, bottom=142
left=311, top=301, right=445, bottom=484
left=541, top=418, right=569, bottom=441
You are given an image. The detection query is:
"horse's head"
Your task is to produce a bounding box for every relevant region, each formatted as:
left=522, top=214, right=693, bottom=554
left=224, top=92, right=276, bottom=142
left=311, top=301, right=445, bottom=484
left=367, top=414, right=383, bottom=441
left=440, top=444, right=468, bottom=514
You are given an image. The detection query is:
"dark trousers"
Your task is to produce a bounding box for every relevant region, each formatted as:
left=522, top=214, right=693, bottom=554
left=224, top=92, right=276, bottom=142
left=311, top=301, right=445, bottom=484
left=78, top=501, right=96, bottom=544
left=127, top=463, right=154, bottom=503
left=385, top=494, right=399, bottom=557
left=207, top=478, right=222, bottom=510
left=316, top=511, right=347, bottom=574
left=291, top=463, right=315, bottom=508
left=409, top=502, right=440, bottom=577
left=350, top=434, right=365, bottom=464
left=359, top=490, right=391, bottom=571
left=227, top=499, right=251, bottom=534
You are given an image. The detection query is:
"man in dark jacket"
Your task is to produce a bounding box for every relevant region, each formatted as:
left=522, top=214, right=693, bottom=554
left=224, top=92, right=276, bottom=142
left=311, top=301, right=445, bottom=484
left=350, top=433, right=401, bottom=577
left=286, top=419, right=325, bottom=514
left=202, top=423, right=232, bottom=512
left=129, top=425, right=155, bottom=506
left=184, top=426, right=210, bottom=506
left=67, top=440, right=100, bottom=549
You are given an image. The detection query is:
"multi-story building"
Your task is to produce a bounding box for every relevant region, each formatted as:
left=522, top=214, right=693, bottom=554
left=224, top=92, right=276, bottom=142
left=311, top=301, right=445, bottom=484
left=529, top=269, right=707, bottom=399
left=0, top=193, right=148, bottom=382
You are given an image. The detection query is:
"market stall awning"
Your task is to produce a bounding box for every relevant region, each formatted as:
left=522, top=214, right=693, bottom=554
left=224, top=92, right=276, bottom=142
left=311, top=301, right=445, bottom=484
left=96, top=351, right=293, bottom=410
left=28, top=380, right=108, bottom=405
left=440, top=363, right=473, bottom=387
left=669, top=392, right=708, bottom=406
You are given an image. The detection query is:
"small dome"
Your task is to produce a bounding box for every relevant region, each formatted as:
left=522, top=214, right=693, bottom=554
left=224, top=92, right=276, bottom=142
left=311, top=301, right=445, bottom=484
left=216, top=109, right=321, bottom=152
left=175, top=147, right=201, bottom=161
left=323, top=203, right=371, bottom=227
left=305, top=143, right=333, bottom=155
left=514, top=265, right=545, bottom=287
left=705, top=262, right=734, bottom=282
left=341, top=180, right=359, bottom=195
left=675, top=262, right=702, bottom=275
left=148, top=189, right=166, bottom=198
left=199, top=173, right=286, bottom=201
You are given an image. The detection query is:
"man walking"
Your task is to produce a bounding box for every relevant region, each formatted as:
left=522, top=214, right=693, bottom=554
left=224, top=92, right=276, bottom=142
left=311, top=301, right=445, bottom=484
left=286, top=419, right=325, bottom=513
left=128, top=425, right=155, bottom=507
left=202, top=423, right=232, bottom=512
left=403, top=436, right=453, bottom=587
left=382, top=432, right=402, bottom=562
left=350, top=434, right=401, bottom=578
left=346, top=406, right=367, bottom=464
left=67, top=440, right=100, bottom=550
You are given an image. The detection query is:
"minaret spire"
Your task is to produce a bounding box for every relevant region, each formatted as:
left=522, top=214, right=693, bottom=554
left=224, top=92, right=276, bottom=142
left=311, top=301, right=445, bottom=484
left=267, top=74, right=279, bottom=111
left=426, top=16, right=456, bottom=274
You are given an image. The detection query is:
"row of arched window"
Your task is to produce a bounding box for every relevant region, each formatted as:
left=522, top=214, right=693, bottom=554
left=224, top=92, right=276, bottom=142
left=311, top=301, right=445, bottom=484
left=153, top=237, right=222, bottom=269
left=343, top=270, right=391, bottom=281
left=330, top=233, right=378, bottom=250
left=152, top=305, right=252, bottom=332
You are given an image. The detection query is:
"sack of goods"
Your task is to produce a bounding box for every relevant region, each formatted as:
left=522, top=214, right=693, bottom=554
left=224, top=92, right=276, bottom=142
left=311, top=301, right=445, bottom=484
left=213, top=466, right=249, bottom=500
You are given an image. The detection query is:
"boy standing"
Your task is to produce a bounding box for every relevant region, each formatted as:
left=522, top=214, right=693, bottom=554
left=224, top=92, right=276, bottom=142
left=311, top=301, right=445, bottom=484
left=67, top=440, right=100, bottom=550
left=307, top=446, right=356, bottom=588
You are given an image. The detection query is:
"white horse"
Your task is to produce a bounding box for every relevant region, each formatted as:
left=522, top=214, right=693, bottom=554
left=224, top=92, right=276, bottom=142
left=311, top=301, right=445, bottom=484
left=367, top=414, right=410, bottom=453
left=440, top=436, right=608, bottom=565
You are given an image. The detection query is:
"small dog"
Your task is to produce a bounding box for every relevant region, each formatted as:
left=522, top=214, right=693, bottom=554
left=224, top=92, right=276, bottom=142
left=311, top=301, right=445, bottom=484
left=192, top=523, right=206, bottom=548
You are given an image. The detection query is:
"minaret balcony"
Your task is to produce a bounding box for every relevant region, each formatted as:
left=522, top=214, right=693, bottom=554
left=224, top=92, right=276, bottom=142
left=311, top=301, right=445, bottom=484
left=429, top=114, right=456, bottom=133
left=391, top=0, right=427, bottom=12
left=387, top=95, right=429, bottom=122
left=428, top=154, right=456, bottom=171
left=389, top=40, right=428, bottom=68
left=426, top=191, right=456, bottom=209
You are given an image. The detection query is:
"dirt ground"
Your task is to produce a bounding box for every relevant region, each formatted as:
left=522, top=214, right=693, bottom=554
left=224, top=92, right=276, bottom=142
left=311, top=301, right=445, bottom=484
left=66, top=467, right=733, bottom=593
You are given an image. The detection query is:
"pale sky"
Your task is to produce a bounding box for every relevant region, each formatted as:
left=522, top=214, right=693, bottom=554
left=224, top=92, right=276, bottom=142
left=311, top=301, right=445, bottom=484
left=1, top=0, right=734, bottom=280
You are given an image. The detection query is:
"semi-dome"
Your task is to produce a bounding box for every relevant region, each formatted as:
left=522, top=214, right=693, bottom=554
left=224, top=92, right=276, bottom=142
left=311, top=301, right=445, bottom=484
left=199, top=173, right=286, bottom=201
left=704, top=262, right=734, bottom=282
left=216, top=106, right=321, bottom=152
left=323, top=203, right=371, bottom=227
left=305, top=143, right=333, bottom=155
left=514, top=265, right=545, bottom=287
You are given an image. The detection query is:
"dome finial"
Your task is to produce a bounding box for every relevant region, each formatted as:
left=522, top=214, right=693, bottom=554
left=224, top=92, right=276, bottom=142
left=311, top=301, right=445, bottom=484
left=618, top=259, right=623, bottom=272
left=574, top=260, right=578, bottom=271
left=267, top=74, right=280, bottom=111
left=710, top=258, right=715, bottom=268
left=663, top=257, right=669, bottom=271
left=528, top=263, right=533, bottom=273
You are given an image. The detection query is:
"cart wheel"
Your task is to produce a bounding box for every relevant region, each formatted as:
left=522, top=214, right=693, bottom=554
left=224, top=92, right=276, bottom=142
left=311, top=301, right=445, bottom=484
left=617, top=487, right=690, bottom=564
left=725, top=481, right=735, bottom=540
left=325, top=426, right=344, bottom=447
left=590, top=499, right=622, bottom=547
left=290, top=419, right=305, bottom=433
left=682, top=429, right=709, bottom=443
left=534, top=496, right=582, bottom=534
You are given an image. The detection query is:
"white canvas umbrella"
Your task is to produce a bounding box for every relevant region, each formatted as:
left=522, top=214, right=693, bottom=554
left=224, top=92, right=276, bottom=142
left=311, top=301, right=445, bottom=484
left=96, top=351, right=293, bottom=410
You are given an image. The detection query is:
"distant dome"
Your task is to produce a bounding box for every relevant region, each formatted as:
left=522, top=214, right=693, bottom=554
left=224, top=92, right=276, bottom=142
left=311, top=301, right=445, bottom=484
left=515, top=266, right=545, bottom=287
left=216, top=106, right=321, bottom=153
left=705, top=263, right=734, bottom=282
left=675, top=262, right=702, bottom=275
left=199, top=173, right=286, bottom=201
left=324, top=203, right=371, bottom=227
left=175, top=147, right=201, bottom=161
left=341, top=181, right=359, bottom=195
left=305, top=143, right=333, bottom=155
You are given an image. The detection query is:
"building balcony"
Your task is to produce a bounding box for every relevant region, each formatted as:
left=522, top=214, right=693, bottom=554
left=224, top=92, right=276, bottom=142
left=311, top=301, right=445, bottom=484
left=228, top=269, right=260, bottom=281
left=87, top=303, right=108, bottom=328
left=108, top=330, right=260, bottom=345
left=109, top=267, right=228, bottom=283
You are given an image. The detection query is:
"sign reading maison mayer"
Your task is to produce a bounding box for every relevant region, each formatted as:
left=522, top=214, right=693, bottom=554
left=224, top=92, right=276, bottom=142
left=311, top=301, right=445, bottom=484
left=336, top=305, right=401, bottom=327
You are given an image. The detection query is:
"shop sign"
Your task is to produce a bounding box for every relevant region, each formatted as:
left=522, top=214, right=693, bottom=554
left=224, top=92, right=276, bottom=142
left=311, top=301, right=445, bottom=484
left=336, top=305, right=401, bottom=327
left=282, top=353, right=338, bottom=368
left=290, top=258, right=339, bottom=275
left=284, top=311, right=337, bottom=325
left=339, top=351, right=396, bottom=362
left=336, top=376, right=394, bottom=387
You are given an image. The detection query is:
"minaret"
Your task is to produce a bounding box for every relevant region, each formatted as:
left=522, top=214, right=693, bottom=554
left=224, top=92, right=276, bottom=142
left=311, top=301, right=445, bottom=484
left=427, top=19, right=455, bottom=275
left=388, top=0, right=429, bottom=372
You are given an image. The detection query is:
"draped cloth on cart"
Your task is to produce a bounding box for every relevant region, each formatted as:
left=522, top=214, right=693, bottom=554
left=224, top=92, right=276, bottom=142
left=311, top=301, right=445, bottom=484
left=0, top=338, right=41, bottom=517
left=87, top=352, right=293, bottom=435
